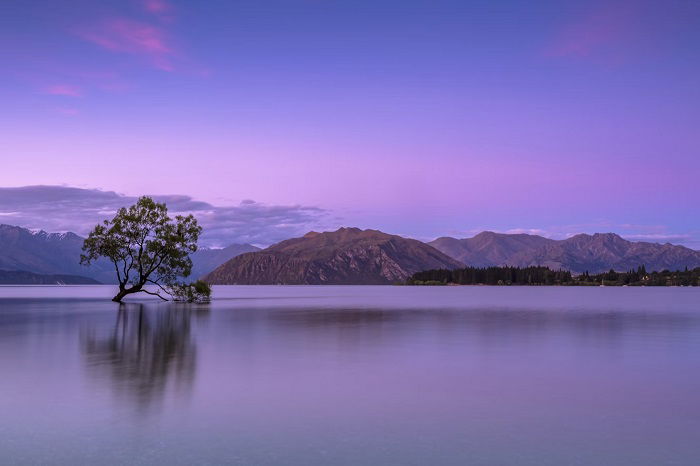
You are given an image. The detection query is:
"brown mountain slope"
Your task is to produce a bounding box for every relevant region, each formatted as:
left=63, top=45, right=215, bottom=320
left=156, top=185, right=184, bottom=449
left=429, top=232, right=700, bottom=274
left=204, top=227, right=465, bottom=284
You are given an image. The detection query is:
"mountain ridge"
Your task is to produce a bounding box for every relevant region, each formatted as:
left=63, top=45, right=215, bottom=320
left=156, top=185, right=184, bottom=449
left=3, top=222, right=699, bottom=282
left=0, top=224, right=115, bottom=283
left=429, top=232, right=700, bottom=274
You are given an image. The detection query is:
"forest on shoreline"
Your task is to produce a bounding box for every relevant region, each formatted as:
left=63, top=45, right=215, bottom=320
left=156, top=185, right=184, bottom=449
left=407, top=266, right=700, bottom=287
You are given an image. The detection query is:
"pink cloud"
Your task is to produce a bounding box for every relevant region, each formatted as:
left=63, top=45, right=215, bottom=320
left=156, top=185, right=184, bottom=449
left=77, top=18, right=175, bottom=71
left=544, top=2, right=638, bottom=59
left=44, top=84, right=82, bottom=97
left=143, top=0, right=170, bottom=14
left=60, top=69, right=131, bottom=92
left=142, top=0, right=175, bottom=22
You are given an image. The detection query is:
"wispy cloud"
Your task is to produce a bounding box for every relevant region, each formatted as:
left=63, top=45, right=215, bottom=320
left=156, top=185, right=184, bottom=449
left=0, top=186, right=332, bottom=247
left=142, top=0, right=174, bottom=21
left=77, top=18, right=175, bottom=71
left=43, top=84, right=82, bottom=97
left=55, top=107, right=80, bottom=116
left=504, top=228, right=553, bottom=237
left=45, top=68, right=131, bottom=94
left=544, top=1, right=639, bottom=60
left=143, top=0, right=170, bottom=14
left=623, top=233, right=693, bottom=242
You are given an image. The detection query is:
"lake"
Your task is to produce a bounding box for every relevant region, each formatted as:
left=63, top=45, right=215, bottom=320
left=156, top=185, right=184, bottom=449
left=1, top=286, right=699, bottom=465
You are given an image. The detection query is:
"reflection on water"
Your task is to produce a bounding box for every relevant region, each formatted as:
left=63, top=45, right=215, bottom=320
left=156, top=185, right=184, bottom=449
left=265, top=306, right=698, bottom=332
left=1, top=286, right=700, bottom=465
left=81, top=304, right=208, bottom=412
left=260, top=306, right=700, bottom=352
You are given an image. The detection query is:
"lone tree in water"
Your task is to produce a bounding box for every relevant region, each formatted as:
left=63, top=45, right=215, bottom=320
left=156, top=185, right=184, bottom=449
left=80, top=196, right=205, bottom=302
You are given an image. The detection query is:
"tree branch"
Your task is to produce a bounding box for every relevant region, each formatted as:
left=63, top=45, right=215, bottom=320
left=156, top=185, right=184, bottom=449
left=144, top=250, right=168, bottom=279
left=146, top=278, right=172, bottom=297
left=112, top=259, right=123, bottom=285
left=136, top=228, right=148, bottom=278
left=123, top=248, right=136, bottom=284
left=140, top=289, right=169, bottom=301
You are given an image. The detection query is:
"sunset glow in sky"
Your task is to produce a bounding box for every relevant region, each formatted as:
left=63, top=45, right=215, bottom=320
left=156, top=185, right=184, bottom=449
left=1, top=0, right=699, bottom=247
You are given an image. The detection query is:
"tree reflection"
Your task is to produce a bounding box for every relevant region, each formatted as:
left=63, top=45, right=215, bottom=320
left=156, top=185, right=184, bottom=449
left=82, top=303, right=208, bottom=413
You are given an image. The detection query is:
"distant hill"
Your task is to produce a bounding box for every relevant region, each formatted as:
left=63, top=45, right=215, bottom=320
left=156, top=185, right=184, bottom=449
left=0, top=224, right=114, bottom=283
left=204, top=227, right=465, bottom=285
left=431, top=232, right=551, bottom=267
left=0, top=269, right=100, bottom=285
left=190, top=243, right=261, bottom=279
left=430, top=231, right=700, bottom=274
left=0, top=224, right=257, bottom=283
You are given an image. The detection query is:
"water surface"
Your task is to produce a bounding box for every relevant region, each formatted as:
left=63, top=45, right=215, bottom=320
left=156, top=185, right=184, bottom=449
left=1, top=286, right=699, bottom=465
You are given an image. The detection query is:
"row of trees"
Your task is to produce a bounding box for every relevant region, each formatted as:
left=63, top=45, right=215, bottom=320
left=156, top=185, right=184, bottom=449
left=408, top=265, right=700, bottom=286
left=409, top=266, right=572, bottom=286
left=578, top=266, right=700, bottom=286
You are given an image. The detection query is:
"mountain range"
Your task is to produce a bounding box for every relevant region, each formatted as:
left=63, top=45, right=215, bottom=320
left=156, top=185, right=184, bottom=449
left=429, top=231, right=700, bottom=274
left=204, top=227, right=464, bottom=284
left=0, top=224, right=258, bottom=284
left=3, top=222, right=700, bottom=285
left=0, top=225, right=114, bottom=283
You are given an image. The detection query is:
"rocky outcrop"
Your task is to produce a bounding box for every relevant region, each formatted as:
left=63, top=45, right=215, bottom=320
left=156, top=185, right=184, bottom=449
left=204, top=227, right=465, bottom=284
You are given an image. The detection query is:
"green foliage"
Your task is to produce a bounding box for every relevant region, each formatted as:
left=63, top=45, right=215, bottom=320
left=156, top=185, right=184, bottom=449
left=80, top=196, right=203, bottom=302
left=578, top=266, right=700, bottom=286
left=168, top=280, right=212, bottom=303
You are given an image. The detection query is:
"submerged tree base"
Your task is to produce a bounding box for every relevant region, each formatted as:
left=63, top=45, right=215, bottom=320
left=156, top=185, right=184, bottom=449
left=110, top=281, right=212, bottom=303
left=112, top=284, right=168, bottom=302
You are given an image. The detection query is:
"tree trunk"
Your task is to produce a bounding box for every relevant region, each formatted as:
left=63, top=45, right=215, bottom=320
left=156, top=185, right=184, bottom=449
left=112, top=290, right=127, bottom=302
left=112, top=285, right=141, bottom=303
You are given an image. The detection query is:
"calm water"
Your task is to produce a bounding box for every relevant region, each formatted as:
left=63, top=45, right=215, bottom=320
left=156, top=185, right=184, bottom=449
left=1, top=286, right=699, bottom=465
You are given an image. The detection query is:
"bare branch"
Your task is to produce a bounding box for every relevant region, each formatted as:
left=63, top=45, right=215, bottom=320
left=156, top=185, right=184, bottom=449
left=146, top=279, right=172, bottom=296
left=140, top=289, right=169, bottom=301
left=113, top=259, right=123, bottom=285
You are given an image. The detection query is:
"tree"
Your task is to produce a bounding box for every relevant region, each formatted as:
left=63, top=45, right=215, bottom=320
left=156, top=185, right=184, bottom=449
left=80, top=196, right=203, bottom=302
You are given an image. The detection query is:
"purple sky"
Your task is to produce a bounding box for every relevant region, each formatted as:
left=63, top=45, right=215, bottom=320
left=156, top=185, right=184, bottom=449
left=1, top=0, right=699, bottom=248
